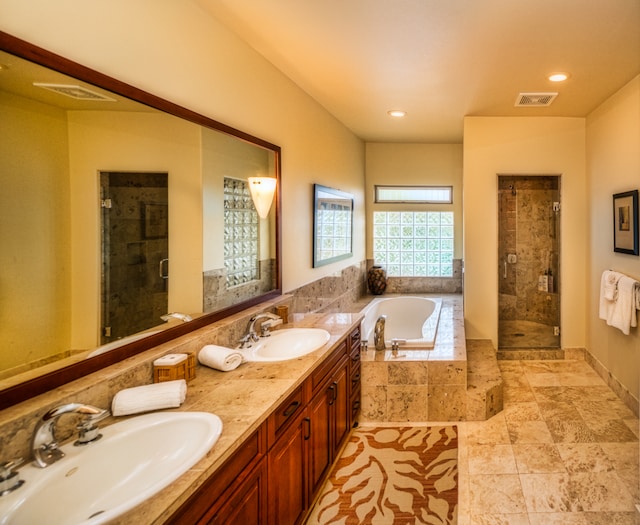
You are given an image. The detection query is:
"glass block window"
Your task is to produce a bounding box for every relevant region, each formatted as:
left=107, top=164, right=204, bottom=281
left=224, top=178, right=259, bottom=287
left=373, top=211, right=454, bottom=277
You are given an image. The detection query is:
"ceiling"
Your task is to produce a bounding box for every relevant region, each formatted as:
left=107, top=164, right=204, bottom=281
left=0, top=51, right=154, bottom=113
left=197, top=0, right=640, bottom=143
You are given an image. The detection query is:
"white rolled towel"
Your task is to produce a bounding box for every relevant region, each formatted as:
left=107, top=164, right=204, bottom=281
left=111, top=379, right=187, bottom=416
left=198, top=344, right=244, bottom=372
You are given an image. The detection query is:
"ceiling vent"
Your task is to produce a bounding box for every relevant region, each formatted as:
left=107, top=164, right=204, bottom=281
left=515, top=92, right=557, bottom=107
left=33, top=82, right=116, bottom=101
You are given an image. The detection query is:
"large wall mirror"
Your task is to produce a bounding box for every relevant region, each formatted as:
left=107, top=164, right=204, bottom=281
left=0, top=32, right=281, bottom=409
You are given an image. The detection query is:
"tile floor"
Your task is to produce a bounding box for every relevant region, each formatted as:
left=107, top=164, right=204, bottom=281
left=457, top=358, right=639, bottom=524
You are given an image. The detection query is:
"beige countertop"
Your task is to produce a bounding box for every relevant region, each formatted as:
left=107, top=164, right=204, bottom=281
left=111, top=311, right=363, bottom=524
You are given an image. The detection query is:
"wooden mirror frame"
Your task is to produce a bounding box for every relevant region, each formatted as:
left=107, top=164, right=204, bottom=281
left=0, top=31, right=282, bottom=410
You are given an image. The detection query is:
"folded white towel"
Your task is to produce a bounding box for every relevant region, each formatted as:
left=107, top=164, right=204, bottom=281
left=111, top=379, right=187, bottom=416
left=604, top=270, right=622, bottom=301
left=599, top=270, right=622, bottom=321
left=607, top=275, right=638, bottom=335
left=198, top=344, right=244, bottom=372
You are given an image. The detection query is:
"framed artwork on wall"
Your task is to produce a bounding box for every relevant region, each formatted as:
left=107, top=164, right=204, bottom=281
left=313, top=184, right=354, bottom=267
left=613, top=189, right=639, bottom=255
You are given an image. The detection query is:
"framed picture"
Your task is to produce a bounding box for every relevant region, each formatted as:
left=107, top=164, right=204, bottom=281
left=613, top=190, right=639, bottom=255
left=312, top=184, right=354, bottom=267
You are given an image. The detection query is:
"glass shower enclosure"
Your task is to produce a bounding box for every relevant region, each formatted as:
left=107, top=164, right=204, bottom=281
left=498, top=175, right=561, bottom=349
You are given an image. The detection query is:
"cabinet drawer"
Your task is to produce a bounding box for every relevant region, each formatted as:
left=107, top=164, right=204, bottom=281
left=311, top=340, right=348, bottom=394
left=267, top=384, right=307, bottom=446
left=350, top=386, right=361, bottom=420
left=349, top=326, right=361, bottom=352
left=350, top=363, right=361, bottom=392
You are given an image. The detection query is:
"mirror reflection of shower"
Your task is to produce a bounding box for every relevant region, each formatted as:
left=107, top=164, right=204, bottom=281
left=498, top=175, right=561, bottom=350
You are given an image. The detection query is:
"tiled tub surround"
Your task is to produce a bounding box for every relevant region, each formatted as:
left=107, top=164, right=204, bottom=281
left=0, top=300, right=361, bottom=524
left=359, top=295, right=502, bottom=422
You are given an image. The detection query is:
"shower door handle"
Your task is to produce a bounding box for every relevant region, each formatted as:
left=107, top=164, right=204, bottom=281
left=159, top=258, right=169, bottom=280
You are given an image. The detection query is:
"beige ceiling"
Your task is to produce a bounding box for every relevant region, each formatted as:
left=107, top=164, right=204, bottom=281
left=197, top=0, right=640, bottom=143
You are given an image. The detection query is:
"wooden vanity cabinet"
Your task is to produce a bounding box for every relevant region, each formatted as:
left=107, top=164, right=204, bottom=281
left=307, top=345, right=349, bottom=497
left=166, top=324, right=361, bottom=525
left=348, top=326, right=362, bottom=424
left=166, top=426, right=268, bottom=525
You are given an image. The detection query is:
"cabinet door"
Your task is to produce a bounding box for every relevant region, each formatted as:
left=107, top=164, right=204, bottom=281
left=331, top=363, right=350, bottom=456
left=307, top=384, right=332, bottom=496
left=268, top=413, right=309, bottom=525
left=205, top=459, right=268, bottom=525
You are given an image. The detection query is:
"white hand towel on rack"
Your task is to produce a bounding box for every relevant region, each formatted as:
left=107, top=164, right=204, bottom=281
left=111, top=379, right=187, bottom=416
left=606, top=275, right=639, bottom=335
left=604, top=270, right=622, bottom=300
left=599, top=270, right=623, bottom=321
left=198, top=345, right=244, bottom=372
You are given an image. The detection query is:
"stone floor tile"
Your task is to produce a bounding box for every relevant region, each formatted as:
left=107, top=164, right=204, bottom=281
left=467, top=444, right=518, bottom=475
left=571, top=472, right=636, bottom=512
left=507, top=420, right=555, bottom=444
left=503, top=401, right=543, bottom=422
left=556, top=443, right=616, bottom=473
left=519, top=473, right=583, bottom=512
left=468, top=474, right=528, bottom=514
left=545, top=419, right=597, bottom=443
left=512, top=443, right=566, bottom=473
left=469, top=513, right=531, bottom=524
left=527, top=512, right=588, bottom=524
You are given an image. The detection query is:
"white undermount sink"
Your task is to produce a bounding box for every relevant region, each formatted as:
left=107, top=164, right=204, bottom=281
left=0, top=411, right=222, bottom=525
left=241, top=328, right=331, bottom=362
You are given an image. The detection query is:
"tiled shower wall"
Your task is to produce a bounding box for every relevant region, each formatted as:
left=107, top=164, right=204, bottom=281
left=498, top=176, right=560, bottom=326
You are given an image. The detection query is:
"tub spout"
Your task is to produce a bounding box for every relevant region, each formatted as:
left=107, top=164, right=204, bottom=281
left=374, top=315, right=387, bottom=350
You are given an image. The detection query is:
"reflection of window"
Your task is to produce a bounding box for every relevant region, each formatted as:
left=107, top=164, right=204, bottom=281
left=375, top=185, right=452, bottom=203
left=313, top=184, right=354, bottom=267
left=316, top=199, right=352, bottom=261
left=373, top=212, right=454, bottom=277
left=223, top=178, right=259, bottom=287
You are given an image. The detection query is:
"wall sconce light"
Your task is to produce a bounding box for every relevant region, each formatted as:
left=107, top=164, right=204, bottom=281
left=248, top=177, right=277, bottom=218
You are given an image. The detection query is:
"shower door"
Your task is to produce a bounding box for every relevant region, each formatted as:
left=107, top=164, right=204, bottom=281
left=498, top=175, right=560, bottom=349
left=100, top=171, right=169, bottom=345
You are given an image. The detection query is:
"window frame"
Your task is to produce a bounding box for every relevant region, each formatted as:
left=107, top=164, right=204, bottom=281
left=374, top=185, right=453, bottom=204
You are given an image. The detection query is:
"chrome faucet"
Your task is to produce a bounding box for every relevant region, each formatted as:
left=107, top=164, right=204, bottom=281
left=31, top=403, right=110, bottom=468
left=161, top=312, right=193, bottom=322
left=374, top=315, right=387, bottom=350
left=238, top=313, right=282, bottom=348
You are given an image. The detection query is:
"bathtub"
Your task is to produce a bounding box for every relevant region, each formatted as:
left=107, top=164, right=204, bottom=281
left=360, top=296, right=442, bottom=349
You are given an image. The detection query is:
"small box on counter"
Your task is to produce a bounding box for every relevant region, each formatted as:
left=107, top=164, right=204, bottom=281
left=153, top=353, right=196, bottom=383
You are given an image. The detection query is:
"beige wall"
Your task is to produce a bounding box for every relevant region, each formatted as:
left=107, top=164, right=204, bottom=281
left=463, top=117, right=587, bottom=349
left=365, top=143, right=463, bottom=259
left=586, top=75, right=640, bottom=398
left=0, top=92, right=71, bottom=371
left=0, top=0, right=365, bottom=296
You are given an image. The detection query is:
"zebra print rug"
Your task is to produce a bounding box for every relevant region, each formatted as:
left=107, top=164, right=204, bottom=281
left=306, top=426, right=458, bottom=525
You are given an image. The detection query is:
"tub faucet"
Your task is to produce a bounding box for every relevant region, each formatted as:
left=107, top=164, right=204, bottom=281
left=31, top=403, right=110, bottom=468
left=374, top=315, right=387, bottom=350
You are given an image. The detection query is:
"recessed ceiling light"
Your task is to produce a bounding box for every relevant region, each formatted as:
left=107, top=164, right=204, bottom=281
left=548, top=72, right=570, bottom=82
left=387, top=110, right=406, bottom=118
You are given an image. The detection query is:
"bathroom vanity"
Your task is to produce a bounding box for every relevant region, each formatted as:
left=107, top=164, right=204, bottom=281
left=74, top=312, right=364, bottom=525
left=165, top=323, right=361, bottom=524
